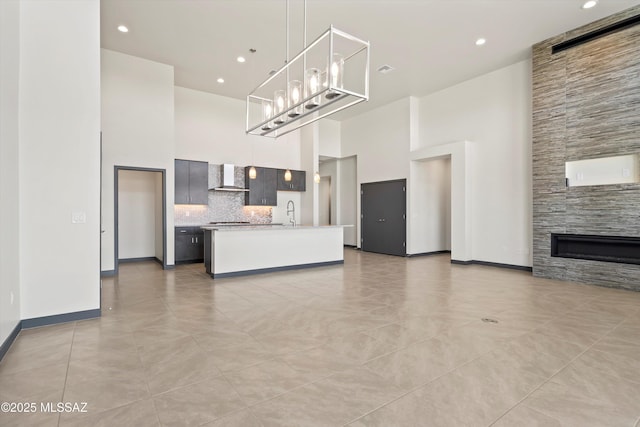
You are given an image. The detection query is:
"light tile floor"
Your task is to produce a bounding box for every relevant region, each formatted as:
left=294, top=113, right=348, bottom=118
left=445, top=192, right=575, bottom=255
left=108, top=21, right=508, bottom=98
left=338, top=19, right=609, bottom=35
left=1, top=249, right=640, bottom=426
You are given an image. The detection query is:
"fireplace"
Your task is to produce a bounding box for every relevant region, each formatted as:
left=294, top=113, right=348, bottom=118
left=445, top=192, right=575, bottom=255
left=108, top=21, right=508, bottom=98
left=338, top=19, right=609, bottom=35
left=551, top=234, right=640, bottom=265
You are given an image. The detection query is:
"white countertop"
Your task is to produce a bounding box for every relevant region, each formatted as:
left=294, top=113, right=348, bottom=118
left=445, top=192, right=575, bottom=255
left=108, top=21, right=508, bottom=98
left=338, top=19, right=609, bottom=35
left=201, top=224, right=352, bottom=232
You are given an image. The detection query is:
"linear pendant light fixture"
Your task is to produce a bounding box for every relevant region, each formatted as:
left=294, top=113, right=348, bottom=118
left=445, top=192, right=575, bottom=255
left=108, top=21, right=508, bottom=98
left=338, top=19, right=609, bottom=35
left=246, top=0, right=370, bottom=138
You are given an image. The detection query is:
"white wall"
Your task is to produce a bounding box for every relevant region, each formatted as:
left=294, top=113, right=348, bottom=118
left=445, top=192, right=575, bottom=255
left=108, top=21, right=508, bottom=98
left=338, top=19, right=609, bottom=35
left=0, top=0, right=22, bottom=343
left=419, top=60, right=532, bottom=266
left=101, top=49, right=175, bottom=272
left=118, top=170, right=159, bottom=260
left=175, top=86, right=301, bottom=168
left=19, top=0, right=101, bottom=319
left=299, top=124, right=319, bottom=226
left=319, top=120, right=341, bottom=158
left=341, top=98, right=411, bottom=247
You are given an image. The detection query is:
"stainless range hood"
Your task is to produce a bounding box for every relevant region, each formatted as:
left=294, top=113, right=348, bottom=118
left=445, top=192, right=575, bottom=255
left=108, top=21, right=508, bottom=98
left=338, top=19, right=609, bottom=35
left=211, top=164, right=249, bottom=192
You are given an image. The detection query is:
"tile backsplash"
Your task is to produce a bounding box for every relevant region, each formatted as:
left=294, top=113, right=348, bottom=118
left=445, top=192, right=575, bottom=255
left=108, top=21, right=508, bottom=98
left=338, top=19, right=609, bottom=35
left=174, top=164, right=272, bottom=226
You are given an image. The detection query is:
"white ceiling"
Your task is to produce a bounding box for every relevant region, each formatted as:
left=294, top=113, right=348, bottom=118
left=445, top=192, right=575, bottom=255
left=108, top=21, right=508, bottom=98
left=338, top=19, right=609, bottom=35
left=101, top=0, right=639, bottom=120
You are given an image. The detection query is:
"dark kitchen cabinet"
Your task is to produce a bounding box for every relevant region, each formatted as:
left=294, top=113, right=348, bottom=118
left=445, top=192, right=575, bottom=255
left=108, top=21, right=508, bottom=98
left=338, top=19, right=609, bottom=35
left=175, top=159, right=208, bottom=205
left=244, top=166, right=277, bottom=206
left=175, top=227, right=204, bottom=263
left=277, top=169, right=306, bottom=192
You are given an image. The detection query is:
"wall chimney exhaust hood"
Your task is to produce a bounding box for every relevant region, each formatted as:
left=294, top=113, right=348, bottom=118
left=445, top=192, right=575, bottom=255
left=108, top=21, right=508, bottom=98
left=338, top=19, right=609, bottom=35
left=211, top=164, right=249, bottom=192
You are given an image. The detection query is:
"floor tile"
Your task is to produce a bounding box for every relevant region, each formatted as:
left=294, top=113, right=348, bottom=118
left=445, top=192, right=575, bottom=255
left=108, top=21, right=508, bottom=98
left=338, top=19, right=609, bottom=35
left=153, top=377, right=245, bottom=426
left=1, top=253, right=639, bottom=426
left=58, top=399, right=159, bottom=427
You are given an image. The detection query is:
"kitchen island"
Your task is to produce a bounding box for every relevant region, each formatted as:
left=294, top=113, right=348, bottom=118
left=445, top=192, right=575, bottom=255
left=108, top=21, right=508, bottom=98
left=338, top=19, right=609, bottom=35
left=201, top=225, right=348, bottom=279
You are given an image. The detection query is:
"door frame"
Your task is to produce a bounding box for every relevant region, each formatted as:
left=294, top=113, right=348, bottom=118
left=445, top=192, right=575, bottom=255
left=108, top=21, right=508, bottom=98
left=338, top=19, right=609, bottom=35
left=361, top=178, right=407, bottom=256
left=114, top=166, right=167, bottom=274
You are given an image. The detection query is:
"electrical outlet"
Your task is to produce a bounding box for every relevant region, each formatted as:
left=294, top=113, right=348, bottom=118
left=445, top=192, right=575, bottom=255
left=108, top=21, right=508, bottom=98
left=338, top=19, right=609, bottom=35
left=71, top=211, right=87, bottom=224
left=186, top=211, right=190, bottom=217
left=622, top=168, right=631, bottom=178
left=10, top=292, right=14, bottom=305
left=576, top=172, right=584, bottom=181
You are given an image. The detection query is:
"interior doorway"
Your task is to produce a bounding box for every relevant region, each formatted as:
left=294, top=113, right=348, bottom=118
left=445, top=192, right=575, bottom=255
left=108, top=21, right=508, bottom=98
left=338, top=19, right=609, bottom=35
left=361, top=179, right=407, bottom=256
left=319, top=155, right=357, bottom=246
left=410, top=156, right=451, bottom=255
left=318, top=176, right=331, bottom=226
left=114, top=166, right=167, bottom=274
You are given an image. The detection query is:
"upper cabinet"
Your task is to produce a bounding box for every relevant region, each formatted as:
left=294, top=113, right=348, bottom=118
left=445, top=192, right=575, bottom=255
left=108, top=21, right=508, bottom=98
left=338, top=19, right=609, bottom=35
left=277, top=169, right=306, bottom=192
left=175, top=159, right=208, bottom=205
left=244, top=166, right=277, bottom=206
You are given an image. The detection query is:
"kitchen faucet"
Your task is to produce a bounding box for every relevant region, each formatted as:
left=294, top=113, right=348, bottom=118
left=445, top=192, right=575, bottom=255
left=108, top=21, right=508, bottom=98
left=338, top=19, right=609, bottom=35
left=286, top=200, right=296, bottom=226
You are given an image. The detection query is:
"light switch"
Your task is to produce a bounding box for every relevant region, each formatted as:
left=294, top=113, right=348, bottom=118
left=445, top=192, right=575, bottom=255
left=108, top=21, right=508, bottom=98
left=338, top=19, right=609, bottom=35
left=72, top=211, right=87, bottom=224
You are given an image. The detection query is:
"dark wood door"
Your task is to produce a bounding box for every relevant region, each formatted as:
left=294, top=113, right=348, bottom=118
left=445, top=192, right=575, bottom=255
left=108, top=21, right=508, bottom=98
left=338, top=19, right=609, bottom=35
left=262, top=168, right=278, bottom=205
left=361, top=179, right=406, bottom=256
left=189, top=160, right=209, bottom=204
left=245, top=167, right=277, bottom=206
left=174, top=159, right=190, bottom=204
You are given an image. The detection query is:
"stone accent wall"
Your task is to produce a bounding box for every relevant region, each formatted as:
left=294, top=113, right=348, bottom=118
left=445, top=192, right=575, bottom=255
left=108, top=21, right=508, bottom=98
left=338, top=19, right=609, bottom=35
left=532, top=6, right=640, bottom=291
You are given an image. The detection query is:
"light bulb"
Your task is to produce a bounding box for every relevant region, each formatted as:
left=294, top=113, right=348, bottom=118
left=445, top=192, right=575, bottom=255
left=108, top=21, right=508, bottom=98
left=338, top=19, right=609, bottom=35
left=326, top=53, right=344, bottom=99
left=249, top=166, right=257, bottom=179
left=284, top=169, right=292, bottom=182
left=261, top=100, right=273, bottom=131
left=273, top=90, right=286, bottom=125
left=305, top=68, right=321, bottom=109
left=314, top=172, right=320, bottom=183
left=331, top=62, right=339, bottom=86
left=288, top=80, right=302, bottom=118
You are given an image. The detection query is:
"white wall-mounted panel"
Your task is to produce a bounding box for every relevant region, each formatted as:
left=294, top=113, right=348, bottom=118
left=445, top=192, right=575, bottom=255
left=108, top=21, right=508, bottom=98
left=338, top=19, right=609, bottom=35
left=566, top=154, right=638, bottom=187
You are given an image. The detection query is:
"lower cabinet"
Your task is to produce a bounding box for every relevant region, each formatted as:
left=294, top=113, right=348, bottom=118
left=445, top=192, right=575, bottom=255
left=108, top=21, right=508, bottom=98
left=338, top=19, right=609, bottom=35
left=175, top=227, right=204, bottom=263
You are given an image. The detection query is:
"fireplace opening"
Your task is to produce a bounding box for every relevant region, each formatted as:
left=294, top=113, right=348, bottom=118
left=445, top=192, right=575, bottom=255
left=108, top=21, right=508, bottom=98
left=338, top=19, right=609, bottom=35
left=551, top=234, right=640, bottom=265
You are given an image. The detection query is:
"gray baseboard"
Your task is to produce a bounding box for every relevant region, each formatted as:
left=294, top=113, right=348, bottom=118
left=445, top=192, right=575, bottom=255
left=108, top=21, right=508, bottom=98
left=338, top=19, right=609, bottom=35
left=100, top=269, right=116, bottom=277
left=0, top=308, right=101, bottom=362
left=211, top=260, right=344, bottom=279
left=407, top=250, right=451, bottom=258
left=118, top=256, right=157, bottom=263
left=451, top=259, right=533, bottom=272
left=0, top=321, right=22, bottom=362
left=22, top=308, right=101, bottom=329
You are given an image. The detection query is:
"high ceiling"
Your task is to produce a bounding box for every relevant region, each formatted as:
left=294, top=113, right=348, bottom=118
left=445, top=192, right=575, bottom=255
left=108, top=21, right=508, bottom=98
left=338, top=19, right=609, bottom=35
left=101, top=0, right=639, bottom=120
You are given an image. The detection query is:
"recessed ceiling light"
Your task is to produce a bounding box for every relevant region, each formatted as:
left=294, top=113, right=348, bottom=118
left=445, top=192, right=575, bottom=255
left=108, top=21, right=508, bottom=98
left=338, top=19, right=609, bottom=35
left=582, top=0, right=597, bottom=9
left=217, top=78, right=224, bottom=84
left=237, top=56, right=246, bottom=63
left=475, top=38, right=486, bottom=46
left=117, top=25, right=128, bottom=33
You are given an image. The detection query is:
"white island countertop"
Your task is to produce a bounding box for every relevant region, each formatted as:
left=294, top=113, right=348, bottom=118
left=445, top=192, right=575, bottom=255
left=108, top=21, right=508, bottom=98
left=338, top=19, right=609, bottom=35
left=201, top=224, right=350, bottom=232
left=202, top=225, right=350, bottom=278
